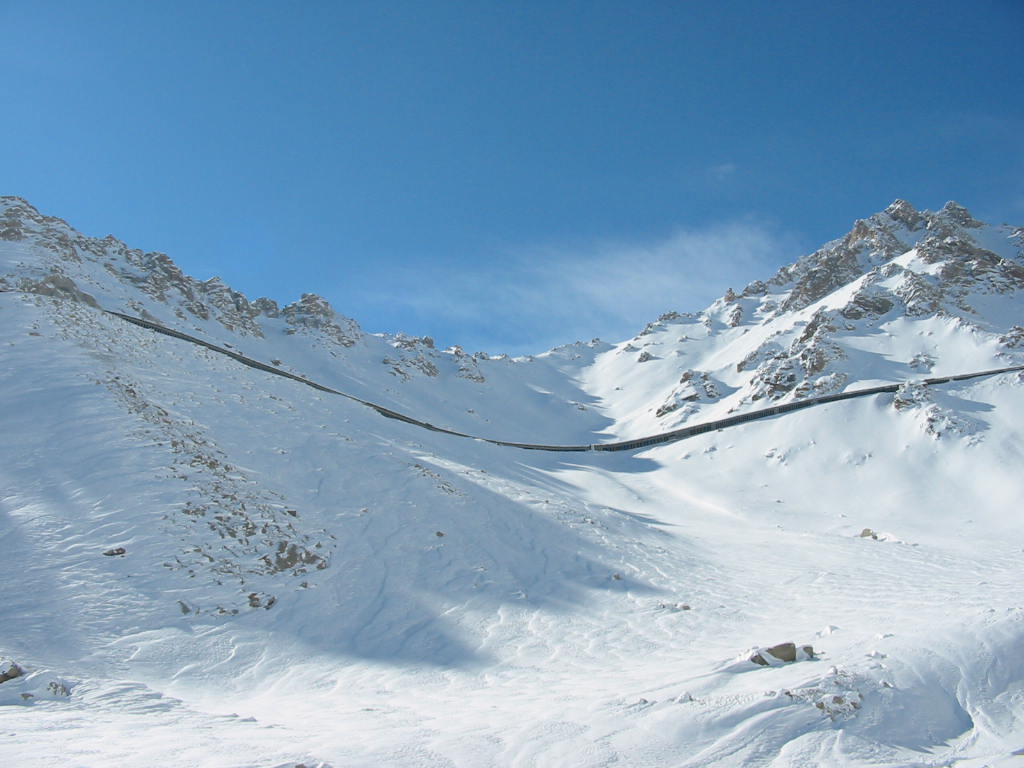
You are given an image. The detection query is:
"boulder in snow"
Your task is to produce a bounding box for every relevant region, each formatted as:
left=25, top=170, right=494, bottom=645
left=749, top=642, right=816, bottom=666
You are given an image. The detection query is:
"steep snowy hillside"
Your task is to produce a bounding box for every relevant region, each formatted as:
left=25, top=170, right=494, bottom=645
left=1, top=197, right=1022, bottom=767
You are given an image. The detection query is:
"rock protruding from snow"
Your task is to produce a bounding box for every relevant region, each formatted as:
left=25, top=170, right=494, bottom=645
left=738, top=308, right=849, bottom=402
left=282, top=293, right=362, bottom=348
left=770, top=209, right=914, bottom=314
left=749, top=642, right=817, bottom=666
left=893, top=381, right=932, bottom=411
left=0, top=659, right=25, bottom=684
left=656, top=369, right=720, bottom=417
left=17, top=272, right=100, bottom=308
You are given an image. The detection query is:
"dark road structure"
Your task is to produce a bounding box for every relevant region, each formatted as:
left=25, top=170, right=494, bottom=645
left=102, top=307, right=1024, bottom=453
left=7, top=290, right=1022, bottom=453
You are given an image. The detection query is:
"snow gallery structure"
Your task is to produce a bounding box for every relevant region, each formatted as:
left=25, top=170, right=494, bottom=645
left=0, top=196, right=1022, bottom=766
left=7, top=296, right=1023, bottom=453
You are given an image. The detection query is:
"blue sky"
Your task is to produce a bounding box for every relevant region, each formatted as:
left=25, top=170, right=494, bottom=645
left=4, top=1, right=1022, bottom=353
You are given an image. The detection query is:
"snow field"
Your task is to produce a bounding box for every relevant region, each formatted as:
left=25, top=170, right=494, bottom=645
left=2, top=291, right=1023, bottom=766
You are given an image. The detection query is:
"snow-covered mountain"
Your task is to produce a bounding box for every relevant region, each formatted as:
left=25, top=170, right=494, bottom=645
left=1, top=196, right=1022, bottom=767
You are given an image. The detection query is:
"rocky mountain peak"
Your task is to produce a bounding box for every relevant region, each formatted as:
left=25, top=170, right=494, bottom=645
left=281, top=293, right=362, bottom=347
left=763, top=200, right=1005, bottom=318
left=933, top=200, right=983, bottom=229
left=883, top=199, right=925, bottom=230
left=0, top=195, right=45, bottom=229
left=282, top=292, right=335, bottom=319
left=621, top=199, right=1023, bottom=427
left=251, top=297, right=281, bottom=318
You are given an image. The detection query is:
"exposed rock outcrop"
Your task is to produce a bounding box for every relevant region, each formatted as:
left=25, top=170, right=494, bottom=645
left=749, top=642, right=817, bottom=666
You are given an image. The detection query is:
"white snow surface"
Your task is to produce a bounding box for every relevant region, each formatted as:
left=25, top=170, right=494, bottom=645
left=1, top=196, right=1023, bottom=766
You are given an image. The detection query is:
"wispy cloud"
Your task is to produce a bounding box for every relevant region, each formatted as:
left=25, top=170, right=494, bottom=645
left=708, top=162, right=738, bottom=182
left=364, top=219, right=801, bottom=355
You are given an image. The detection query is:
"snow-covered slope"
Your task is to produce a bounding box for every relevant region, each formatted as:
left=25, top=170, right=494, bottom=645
left=1, top=197, right=1022, bottom=767
left=0, top=196, right=611, bottom=445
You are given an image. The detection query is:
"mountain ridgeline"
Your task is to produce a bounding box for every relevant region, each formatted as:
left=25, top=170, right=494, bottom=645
left=1, top=196, right=1022, bottom=445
